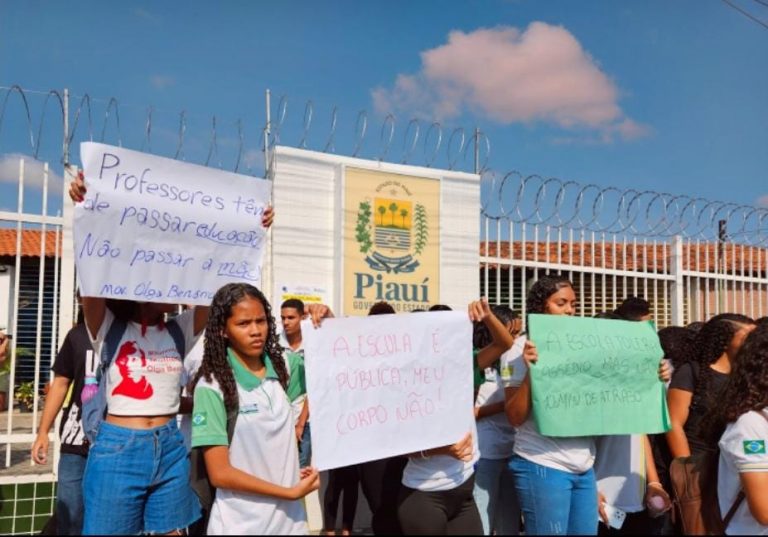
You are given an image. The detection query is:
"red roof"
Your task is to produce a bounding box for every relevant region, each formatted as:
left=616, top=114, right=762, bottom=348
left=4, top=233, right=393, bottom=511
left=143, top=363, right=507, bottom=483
left=0, top=229, right=60, bottom=257
left=480, top=241, right=768, bottom=274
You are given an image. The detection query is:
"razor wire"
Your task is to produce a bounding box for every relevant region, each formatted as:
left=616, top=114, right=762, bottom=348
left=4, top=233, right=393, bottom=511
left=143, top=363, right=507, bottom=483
left=480, top=170, right=768, bottom=244
left=1, top=84, right=767, bottom=245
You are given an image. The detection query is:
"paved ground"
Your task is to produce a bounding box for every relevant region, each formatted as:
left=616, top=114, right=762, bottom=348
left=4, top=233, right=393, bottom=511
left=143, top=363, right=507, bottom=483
left=0, top=409, right=54, bottom=477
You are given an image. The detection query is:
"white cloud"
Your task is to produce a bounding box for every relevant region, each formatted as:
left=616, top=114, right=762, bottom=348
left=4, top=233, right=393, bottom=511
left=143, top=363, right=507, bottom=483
left=0, top=153, right=63, bottom=193
left=150, top=75, right=175, bottom=90
left=372, top=23, right=650, bottom=142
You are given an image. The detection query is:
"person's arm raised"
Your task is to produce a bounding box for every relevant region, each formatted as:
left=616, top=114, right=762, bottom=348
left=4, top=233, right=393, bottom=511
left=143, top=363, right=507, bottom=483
left=504, top=339, right=537, bottom=427
left=469, top=298, right=514, bottom=369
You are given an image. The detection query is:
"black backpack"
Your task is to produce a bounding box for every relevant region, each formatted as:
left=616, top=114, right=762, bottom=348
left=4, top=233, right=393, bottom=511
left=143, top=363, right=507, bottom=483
left=188, top=400, right=239, bottom=535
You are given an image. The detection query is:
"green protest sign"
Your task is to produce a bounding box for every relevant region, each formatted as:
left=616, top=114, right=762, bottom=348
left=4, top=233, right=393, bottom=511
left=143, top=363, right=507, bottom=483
left=527, top=314, right=671, bottom=437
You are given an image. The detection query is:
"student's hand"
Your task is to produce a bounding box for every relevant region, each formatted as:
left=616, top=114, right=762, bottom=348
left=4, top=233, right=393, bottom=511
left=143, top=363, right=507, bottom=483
left=523, top=340, right=538, bottom=367
left=657, top=359, right=672, bottom=383
left=261, top=206, right=274, bottom=229
left=295, top=422, right=305, bottom=443
left=467, top=298, right=491, bottom=323
left=447, top=432, right=473, bottom=462
left=69, top=170, right=87, bottom=203
left=31, top=433, right=49, bottom=465
left=306, top=304, right=334, bottom=328
left=644, top=481, right=672, bottom=517
left=598, top=491, right=608, bottom=525
left=291, top=467, right=320, bottom=499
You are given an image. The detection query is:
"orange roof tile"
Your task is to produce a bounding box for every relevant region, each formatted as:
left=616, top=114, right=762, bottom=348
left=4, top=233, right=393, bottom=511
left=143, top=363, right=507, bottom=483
left=0, top=229, right=61, bottom=257
left=480, top=241, right=768, bottom=274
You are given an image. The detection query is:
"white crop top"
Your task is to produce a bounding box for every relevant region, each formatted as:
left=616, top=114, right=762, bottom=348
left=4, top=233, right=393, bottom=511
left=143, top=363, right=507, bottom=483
left=89, top=308, right=199, bottom=416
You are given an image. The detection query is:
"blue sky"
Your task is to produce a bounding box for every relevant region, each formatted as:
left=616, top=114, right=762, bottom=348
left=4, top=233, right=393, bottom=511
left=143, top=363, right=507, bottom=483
left=1, top=0, right=767, bottom=216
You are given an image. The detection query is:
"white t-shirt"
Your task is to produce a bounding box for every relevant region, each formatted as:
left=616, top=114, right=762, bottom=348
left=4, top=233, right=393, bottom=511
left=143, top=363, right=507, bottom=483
left=475, top=347, right=520, bottom=460
left=179, top=333, right=205, bottom=450
left=595, top=435, right=646, bottom=513
left=90, top=309, right=199, bottom=416
left=718, top=408, right=768, bottom=535
left=502, top=335, right=596, bottom=474
left=402, top=415, right=480, bottom=492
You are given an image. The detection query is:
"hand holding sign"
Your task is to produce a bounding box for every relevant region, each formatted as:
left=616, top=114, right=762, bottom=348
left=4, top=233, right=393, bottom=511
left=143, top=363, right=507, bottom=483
left=527, top=314, right=670, bottom=437
left=73, top=143, right=272, bottom=305
left=303, top=311, right=473, bottom=470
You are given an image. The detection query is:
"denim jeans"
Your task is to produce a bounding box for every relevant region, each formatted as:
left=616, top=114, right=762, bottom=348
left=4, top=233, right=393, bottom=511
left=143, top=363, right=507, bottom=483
left=474, top=457, right=520, bottom=535
left=82, top=420, right=201, bottom=534
left=299, top=421, right=312, bottom=468
left=56, top=452, right=87, bottom=535
left=509, top=454, right=598, bottom=535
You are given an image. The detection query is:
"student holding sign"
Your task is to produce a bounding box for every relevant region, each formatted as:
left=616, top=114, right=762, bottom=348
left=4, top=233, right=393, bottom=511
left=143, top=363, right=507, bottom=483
left=69, top=173, right=274, bottom=535
left=190, top=283, right=332, bottom=535
left=503, top=275, right=600, bottom=535
left=396, top=298, right=514, bottom=536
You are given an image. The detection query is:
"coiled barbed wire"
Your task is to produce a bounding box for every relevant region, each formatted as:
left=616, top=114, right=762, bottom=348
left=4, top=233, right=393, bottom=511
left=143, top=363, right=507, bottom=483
left=2, top=84, right=766, bottom=245
left=482, top=171, right=768, bottom=244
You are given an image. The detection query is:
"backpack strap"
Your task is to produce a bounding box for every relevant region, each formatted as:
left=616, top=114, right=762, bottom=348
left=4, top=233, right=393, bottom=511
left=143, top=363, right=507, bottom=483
left=723, top=491, right=746, bottom=529
left=165, top=319, right=186, bottom=360
left=100, top=318, right=128, bottom=377
left=722, top=411, right=768, bottom=530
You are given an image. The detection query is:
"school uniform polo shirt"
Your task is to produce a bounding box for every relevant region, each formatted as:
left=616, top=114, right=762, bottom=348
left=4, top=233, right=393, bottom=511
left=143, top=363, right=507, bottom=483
left=192, top=350, right=307, bottom=535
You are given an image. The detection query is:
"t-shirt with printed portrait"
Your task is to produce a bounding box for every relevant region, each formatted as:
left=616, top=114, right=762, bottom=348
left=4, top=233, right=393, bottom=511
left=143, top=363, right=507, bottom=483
left=89, top=308, right=200, bottom=416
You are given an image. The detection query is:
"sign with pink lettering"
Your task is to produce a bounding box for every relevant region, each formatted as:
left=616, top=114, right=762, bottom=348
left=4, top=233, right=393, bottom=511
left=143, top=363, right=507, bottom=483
left=302, top=311, right=473, bottom=470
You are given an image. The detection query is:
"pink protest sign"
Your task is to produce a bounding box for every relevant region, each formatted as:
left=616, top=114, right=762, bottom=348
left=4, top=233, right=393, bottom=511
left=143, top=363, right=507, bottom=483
left=302, top=311, right=473, bottom=470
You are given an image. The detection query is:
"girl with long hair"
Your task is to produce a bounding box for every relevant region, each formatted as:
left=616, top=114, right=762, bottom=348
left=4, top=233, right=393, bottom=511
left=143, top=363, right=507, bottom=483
left=705, top=323, right=768, bottom=534
left=504, top=275, right=670, bottom=535
left=68, top=172, right=273, bottom=534
left=666, top=313, right=756, bottom=458
left=190, top=283, right=330, bottom=535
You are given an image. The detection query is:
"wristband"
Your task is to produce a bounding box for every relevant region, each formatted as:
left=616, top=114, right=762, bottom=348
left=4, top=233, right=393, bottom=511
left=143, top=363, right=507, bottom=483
left=647, top=481, right=663, bottom=488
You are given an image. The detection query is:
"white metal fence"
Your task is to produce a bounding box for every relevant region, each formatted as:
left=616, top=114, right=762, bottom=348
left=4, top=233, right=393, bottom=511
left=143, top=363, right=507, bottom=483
left=0, top=84, right=766, bottom=532
left=480, top=175, right=768, bottom=326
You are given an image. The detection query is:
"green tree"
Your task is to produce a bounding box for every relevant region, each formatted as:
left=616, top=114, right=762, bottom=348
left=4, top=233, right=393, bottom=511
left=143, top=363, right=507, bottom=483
left=389, top=202, right=398, bottom=226
left=400, top=208, right=408, bottom=228
left=378, top=205, right=386, bottom=226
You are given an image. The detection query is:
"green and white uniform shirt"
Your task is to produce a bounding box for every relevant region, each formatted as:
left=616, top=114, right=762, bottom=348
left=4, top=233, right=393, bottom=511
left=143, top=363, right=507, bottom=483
left=192, top=350, right=307, bottom=535
left=283, top=350, right=307, bottom=424
left=718, top=408, right=768, bottom=535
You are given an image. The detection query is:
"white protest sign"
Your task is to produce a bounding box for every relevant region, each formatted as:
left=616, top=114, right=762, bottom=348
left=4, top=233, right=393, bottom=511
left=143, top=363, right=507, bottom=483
left=303, top=311, right=473, bottom=470
left=74, top=143, right=270, bottom=305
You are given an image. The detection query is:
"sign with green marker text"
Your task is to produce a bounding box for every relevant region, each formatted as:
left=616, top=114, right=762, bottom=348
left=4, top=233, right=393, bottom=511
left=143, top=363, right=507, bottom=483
left=527, top=314, right=671, bottom=437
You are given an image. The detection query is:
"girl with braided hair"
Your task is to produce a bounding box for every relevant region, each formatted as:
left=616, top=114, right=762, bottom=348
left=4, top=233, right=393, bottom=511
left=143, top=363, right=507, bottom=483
left=704, top=323, right=768, bottom=534
left=666, top=313, right=755, bottom=458
left=190, top=283, right=332, bottom=535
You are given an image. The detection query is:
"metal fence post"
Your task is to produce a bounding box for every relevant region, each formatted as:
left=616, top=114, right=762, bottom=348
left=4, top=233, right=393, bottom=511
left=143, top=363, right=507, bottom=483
left=670, top=235, right=685, bottom=326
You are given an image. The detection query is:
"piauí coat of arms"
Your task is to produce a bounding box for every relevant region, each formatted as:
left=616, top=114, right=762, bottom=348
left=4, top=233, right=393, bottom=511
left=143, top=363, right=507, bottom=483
left=355, top=190, right=428, bottom=274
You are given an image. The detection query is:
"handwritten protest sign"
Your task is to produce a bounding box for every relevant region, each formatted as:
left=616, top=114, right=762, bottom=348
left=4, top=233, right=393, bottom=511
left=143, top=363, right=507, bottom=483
left=303, top=311, right=473, bottom=470
left=74, top=143, right=270, bottom=305
left=528, top=314, right=670, bottom=437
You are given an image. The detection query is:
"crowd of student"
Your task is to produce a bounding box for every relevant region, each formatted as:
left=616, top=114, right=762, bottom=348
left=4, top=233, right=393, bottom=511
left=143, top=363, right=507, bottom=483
left=12, top=175, right=768, bottom=535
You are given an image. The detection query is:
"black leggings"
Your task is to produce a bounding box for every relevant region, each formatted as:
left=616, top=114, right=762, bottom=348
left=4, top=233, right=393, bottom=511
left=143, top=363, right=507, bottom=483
left=322, top=464, right=359, bottom=531
left=397, top=474, right=483, bottom=535
left=358, top=456, right=408, bottom=535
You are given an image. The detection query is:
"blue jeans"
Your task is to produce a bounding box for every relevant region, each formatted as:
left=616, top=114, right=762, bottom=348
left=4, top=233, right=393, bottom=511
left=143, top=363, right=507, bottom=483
left=82, top=420, right=201, bottom=534
left=474, top=457, right=520, bottom=535
left=299, top=422, right=312, bottom=468
left=56, top=452, right=87, bottom=535
left=509, top=454, right=598, bottom=535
